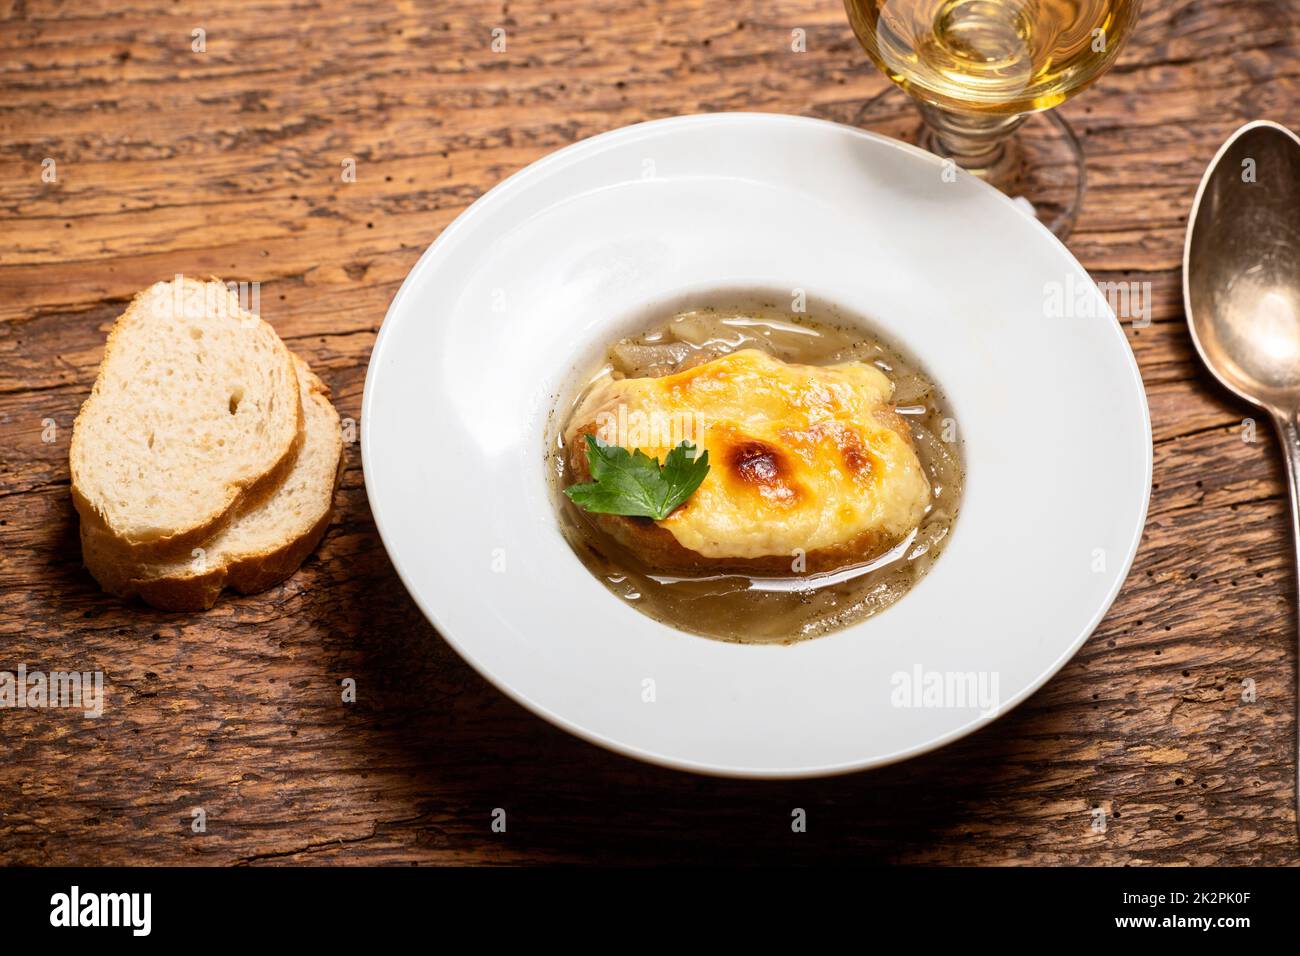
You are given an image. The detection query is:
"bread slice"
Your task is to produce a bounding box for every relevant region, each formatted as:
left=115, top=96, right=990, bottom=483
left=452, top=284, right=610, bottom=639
left=81, top=355, right=343, bottom=611
left=70, top=276, right=303, bottom=559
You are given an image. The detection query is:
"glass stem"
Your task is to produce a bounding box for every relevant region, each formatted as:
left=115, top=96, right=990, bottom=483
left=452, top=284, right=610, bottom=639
left=915, top=101, right=1025, bottom=182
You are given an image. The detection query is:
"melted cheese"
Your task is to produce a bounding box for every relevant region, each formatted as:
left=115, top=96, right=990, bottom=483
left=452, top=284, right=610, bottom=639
left=566, top=349, right=930, bottom=560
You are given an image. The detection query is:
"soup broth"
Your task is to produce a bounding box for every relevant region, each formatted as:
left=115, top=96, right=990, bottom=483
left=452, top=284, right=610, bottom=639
left=551, top=303, right=963, bottom=644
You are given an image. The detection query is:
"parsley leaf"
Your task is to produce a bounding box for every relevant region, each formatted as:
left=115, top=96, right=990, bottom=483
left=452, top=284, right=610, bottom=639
left=564, top=435, right=710, bottom=520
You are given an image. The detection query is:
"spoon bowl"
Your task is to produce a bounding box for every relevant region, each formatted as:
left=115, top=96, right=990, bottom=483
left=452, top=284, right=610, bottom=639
left=1185, top=119, right=1300, bottom=839
left=1185, top=121, right=1300, bottom=411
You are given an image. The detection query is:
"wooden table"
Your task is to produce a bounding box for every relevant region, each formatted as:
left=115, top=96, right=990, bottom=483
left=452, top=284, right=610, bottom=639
left=2, top=0, right=1297, bottom=866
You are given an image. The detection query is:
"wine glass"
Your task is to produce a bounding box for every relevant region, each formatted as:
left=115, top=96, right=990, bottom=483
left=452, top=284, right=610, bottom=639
left=844, top=0, right=1144, bottom=238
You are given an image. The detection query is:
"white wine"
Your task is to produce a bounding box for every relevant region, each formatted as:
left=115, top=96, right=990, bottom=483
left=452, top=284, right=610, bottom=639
left=845, top=0, right=1141, bottom=115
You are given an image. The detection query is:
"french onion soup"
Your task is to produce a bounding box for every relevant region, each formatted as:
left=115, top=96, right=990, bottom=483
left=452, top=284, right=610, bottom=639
left=551, top=304, right=963, bottom=643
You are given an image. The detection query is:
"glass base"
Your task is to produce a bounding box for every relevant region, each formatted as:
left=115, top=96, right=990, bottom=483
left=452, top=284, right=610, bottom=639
left=851, top=87, right=1086, bottom=240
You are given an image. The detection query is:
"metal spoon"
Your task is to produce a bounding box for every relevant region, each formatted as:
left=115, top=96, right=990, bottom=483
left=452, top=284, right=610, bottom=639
left=1184, top=119, right=1300, bottom=836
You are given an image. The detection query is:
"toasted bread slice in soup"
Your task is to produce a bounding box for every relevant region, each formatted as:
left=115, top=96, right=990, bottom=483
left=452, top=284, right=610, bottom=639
left=564, top=349, right=930, bottom=575
left=82, top=356, right=343, bottom=611
left=70, top=277, right=303, bottom=559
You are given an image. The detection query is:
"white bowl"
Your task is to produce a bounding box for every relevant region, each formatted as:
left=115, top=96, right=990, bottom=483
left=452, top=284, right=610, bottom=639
left=361, top=113, right=1151, bottom=778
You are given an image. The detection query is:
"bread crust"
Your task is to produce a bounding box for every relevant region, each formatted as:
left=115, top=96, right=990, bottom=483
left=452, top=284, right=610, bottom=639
left=69, top=276, right=304, bottom=562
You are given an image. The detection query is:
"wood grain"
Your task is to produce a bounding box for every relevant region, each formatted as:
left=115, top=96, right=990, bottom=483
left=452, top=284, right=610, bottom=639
left=1, top=0, right=1298, bottom=865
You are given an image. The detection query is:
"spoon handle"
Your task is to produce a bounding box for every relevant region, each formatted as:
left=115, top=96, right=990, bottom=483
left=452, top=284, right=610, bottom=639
left=1274, top=410, right=1300, bottom=839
